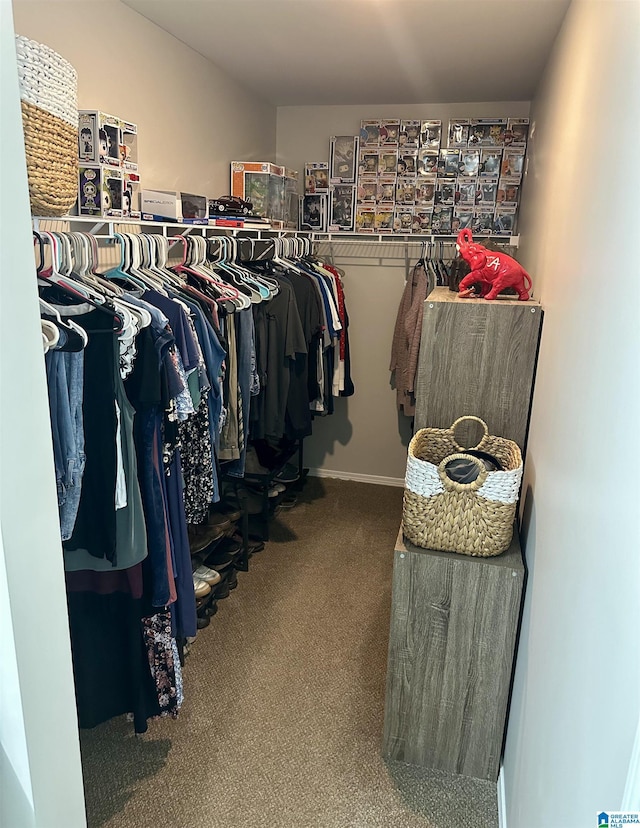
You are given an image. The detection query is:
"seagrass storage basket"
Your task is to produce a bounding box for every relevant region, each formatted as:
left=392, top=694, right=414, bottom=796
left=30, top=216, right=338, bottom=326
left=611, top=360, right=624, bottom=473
left=15, top=35, right=78, bottom=216
left=403, top=416, right=523, bottom=557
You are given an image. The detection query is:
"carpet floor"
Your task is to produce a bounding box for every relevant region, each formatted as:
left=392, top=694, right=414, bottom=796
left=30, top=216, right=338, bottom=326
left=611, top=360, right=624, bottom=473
left=80, top=477, right=498, bottom=828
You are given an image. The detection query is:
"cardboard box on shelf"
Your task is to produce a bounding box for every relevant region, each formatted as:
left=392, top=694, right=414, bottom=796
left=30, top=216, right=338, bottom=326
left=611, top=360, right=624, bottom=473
left=78, top=111, right=122, bottom=168
left=78, top=165, right=124, bottom=218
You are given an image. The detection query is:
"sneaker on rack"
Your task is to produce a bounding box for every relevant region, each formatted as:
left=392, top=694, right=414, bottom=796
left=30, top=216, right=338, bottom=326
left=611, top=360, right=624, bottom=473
left=192, top=576, right=212, bottom=599
left=275, top=463, right=300, bottom=483
left=193, top=565, right=222, bottom=586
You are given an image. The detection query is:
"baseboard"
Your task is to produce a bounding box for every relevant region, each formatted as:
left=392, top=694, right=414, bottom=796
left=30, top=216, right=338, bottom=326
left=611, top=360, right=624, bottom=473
left=497, top=765, right=508, bottom=828
left=308, top=468, right=405, bottom=488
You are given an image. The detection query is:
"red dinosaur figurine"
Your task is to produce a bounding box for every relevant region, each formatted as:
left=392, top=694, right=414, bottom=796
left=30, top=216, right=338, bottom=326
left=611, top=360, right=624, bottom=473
left=456, top=228, right=532, bottom=300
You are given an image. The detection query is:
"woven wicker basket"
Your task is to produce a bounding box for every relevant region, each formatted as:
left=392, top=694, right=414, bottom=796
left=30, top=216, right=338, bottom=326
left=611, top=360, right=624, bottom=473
left=403, top=416, right=523, bottom=557
left=15, top=35, right=78, bottom=216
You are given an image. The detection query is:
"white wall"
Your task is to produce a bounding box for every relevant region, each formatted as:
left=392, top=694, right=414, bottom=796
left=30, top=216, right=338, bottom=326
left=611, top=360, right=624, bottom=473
left=0, top=2, right=87, bottom=825
left=12, top=0, right=277, bottom=198
left=503, top=2, right=640, bottom=825
left=277, top=102, right=530, bottom=481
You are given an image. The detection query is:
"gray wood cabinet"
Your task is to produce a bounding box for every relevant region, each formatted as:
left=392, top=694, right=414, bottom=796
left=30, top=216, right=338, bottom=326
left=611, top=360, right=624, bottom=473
left=383, top=530, right=524, bottom=780
left=414, top=288, right=543, bottom=453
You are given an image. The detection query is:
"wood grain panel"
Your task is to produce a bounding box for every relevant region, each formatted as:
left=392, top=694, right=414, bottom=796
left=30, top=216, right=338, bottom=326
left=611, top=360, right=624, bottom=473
left=383, top=530, right=524, bottom=780
left=414, top=289, right=543, bottom=452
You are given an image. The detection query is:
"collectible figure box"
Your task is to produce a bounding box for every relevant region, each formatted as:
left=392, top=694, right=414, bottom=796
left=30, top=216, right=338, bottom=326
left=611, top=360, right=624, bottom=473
left=180, top=192, right=208, bottom=223
left=468, top=118, right=507, bottom=147
left=283, top=168, right=299, bottom=228
left=494, top=205, right=517, bottom=234
left=123, top=171, right=141, bottom=219
left=377, top=176, right=396, bottom=205
left=472, top=207, right=495, bottom=233
left=300, top=194, right=327, bottom=231
left=501, top=149, right=525, bottom=179
left=380, top=120, right=400, bottom=146
left=399, top=120, right=420, bottom=148
left=231, top=161, right=285, bottom=219
left=379, top=150, right=398, bottom=175
left=435, top=179, right=455, bottom=206
left=359, top=148, right=380, bottom=177
left=479, top=148, right=502, bottom=176
left=456, top=177, right=477, bottom=206
left=420, top=120, right=442, bottom=149
left=453, top=206, right=474, bottom=231
left=305, top=162, right=329, bottom=193
left=414, top=208, right=433, bottom=233
left=497, top=177, right=520, bottom=207
left=418, top=149, right=439, bottom=176
left=120, top=120, right=138, bottom=171
left=394, top=206, right=414, bottom=233
left=329, top=184, right=356, bottom=231
left=415, top=179, right=435, bottom=206
left=439, top=148, right=460, bottom=177
left=360, top=120, right=381, bottom=147
left=78, top=165, right=123, bottom=218
left=357, top=177, right=377, bottom=204
left=477, top=177, right=498, bottom=205
left=448, top=119, right=469, bottom=147
left=397, top=151, right=417, bottom=176
left=459, top=149, right=480, bottom=176
left=432, top=204, right=453, bottom=233
left=396, top=177, right=416, bottom=204
left=329, top=136, right=358, bottom=184
left=374, top=208, right=394, bottom=233
left=505, top=118, right=529, bottom=147
left=141, top=189, right=178, bottom=222
left=355, top=205, right=376, bottom=233
left=78, top=111, right=121, bottom=168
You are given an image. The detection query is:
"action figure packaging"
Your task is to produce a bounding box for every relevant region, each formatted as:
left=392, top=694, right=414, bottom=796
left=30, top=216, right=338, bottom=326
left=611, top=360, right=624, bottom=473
left=476, top=177, right=498, bottom=206
left=494, top=205, right=517, bottom=235
left=459, top=149, right=480, bottom=176
left=300, top=194, right=327, bottom=231
left=268, top=164, right=285, bottom=223
left=435, top=178, right=455, bottom=206
left=417, top=149, right=439, bottom=176
left=431, top=204, right=453, bottom=233
left=399, top=119, right=421, bottom=149
left=329, top=136, right=359, bottom=183
left=447, top=119, right=469, bottom=147
left=413, top=208, right=433, bottom=233
left=329, top=184, right=356, bottom=231
left=231, top=161, right=285, bottom=219
left=501, top=148, right=525, bottom=179
left=497, top=177, right=520, bottom=207
left=180, top=192, right=209, bottom=224
left=355, top=205, right=376, bottom=233
left=394, top=206, right=414, bottom=233
left=78, top=164, right=123, bottom=217
left=379, top=149, right=399, bottom=175
left=78, top=111, right=122, bottom=168
left=468, top=118, right=507, bottom=147
left=374, top=207, right=394, bottom=233
left=456, top=177, right=476, bottom=207
left=305, top=162, right=329, bottom=193
left=283, top=169, right=299, bottom=228
left=360, top=120, right=381, bottom=147
left=380, top=120, right=400, bottom=146
left=396, top=177, right=416, bottom=204
left=479, top=148, right=503, bottom=177
left=357, top=176, right=378, bottom=204
left=420, top=120, right=442, bottom=149
left=358, top=148, right=380, bottom=177
left=438, top=148, right=460, bottom=177
left=453, top=206, right=474, bottom=230
left=120, top=120, right=138, bottom=172
left=472, top=207, right=495, bottom=234
left=377, top=175, right=396, bottom=205
left=505, top=118, right=529, bottom=148
left=397, top=151, right=418, bottom=176
left=415, top=179, right=435, bottom=207
left=123, top=171, right=141, bottom=219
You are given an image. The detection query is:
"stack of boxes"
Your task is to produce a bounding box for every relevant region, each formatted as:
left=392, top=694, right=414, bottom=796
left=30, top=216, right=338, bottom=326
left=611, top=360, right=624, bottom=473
left=230, top=162, right=299, bottom=229
left=301, top=117, right=528, bottom=234
left=77, top=111, right=139, bottom=219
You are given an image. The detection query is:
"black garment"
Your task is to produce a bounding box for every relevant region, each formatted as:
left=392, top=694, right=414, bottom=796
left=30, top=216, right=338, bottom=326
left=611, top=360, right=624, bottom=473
left=339, top=306, right=355, bottom=397
left=64, top=309, right=118, bottom=562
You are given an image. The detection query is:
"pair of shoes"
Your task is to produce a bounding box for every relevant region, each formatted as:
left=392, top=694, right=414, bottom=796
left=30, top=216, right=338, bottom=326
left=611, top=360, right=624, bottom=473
left=268, top=482, right=286, bottom=498
left=279, top=494, right=298, bottom=509
left=275, top=462, right=300, bottom=483
left=193, top=565, right=221, bottom=586
left=208, top=512, right=232, bottom=532
left=188, top=522, right=224, bottom=555
left=193, top=575, right=212, bottom=599
left=196, top=614, right=210, bottom=629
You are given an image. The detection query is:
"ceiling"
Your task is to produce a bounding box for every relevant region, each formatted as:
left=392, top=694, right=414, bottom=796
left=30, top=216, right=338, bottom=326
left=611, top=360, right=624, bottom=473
left=122, top=0, right=570, bottom=106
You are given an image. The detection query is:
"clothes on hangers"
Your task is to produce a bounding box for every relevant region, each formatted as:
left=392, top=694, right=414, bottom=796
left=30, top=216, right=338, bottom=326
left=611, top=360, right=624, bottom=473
left=390, top=260, right=429, bottom=416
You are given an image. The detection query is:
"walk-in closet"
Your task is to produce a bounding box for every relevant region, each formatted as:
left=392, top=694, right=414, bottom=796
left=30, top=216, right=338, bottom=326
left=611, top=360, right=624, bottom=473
left=1, top=2, right=638, bottom=828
